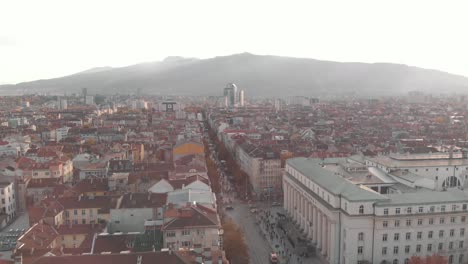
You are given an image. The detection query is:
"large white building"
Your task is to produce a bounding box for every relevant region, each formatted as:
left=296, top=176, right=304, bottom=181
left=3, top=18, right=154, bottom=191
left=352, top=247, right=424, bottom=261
left=283, top=154, right=468, bottom=264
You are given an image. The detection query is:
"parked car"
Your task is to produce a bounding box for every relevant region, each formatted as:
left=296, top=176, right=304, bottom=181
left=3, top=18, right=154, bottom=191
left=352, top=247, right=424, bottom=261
left=225, top=205, right=234, bottom=210
left=272, top=202, right=281, bottom=207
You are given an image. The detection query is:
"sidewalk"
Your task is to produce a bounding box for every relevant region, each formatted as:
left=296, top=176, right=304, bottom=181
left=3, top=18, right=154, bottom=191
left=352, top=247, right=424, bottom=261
left=255, top=207, right=324, bottom=264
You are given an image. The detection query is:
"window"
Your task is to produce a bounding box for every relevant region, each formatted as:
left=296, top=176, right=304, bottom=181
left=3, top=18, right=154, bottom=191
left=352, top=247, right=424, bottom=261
left=416, top=244, right=421, bottom=253
left=430, top=206, right=435, bottom=212
left=359, top=205, right=364, bottom=214
left=382, top=247, right=387, bottom=255
left=451, top=217, right=456, bottom=223
left=384, top=208, right=389, bottom=215
left=74, top=210, right=77, bottom=215
left=358, top=232, right=364, bottom=241
left=182, top=230, right=190, bottom=236
left=462, top=216, right=466, bottom=222
left=461, top=228, right=465, bottom=237
left=450, top=229, right=455, bottom=237
left=393, top=246, right=399, bottom=254
left=460, top=255, right=464, bottom=264
left=406, top=219, right=412, bottom=226
left=452, top=205, right=457, bottom=211
left=417, top=219, right=422, bottom=225
left=460, top=241, right=464, bottom=249
left=463, top=204, right=467, bottom=210
left=449, top=255, right=453, bottom=264
left=406, top=232, right=411, bottom=240
left=383, top=221, right=388, bottom=227
left=181, top=241, right=191, bottom=247
left=81, top=219, right=86, bottom=224
left=383, top=234, right=388, bottom=241
left=427, top=244, right=432, bottom=252
left=395, top=220, right=400, bottom=227
left=393, top=260, right=398, bottom=264
left=438, top=243, right=443, bottom=250
left=394, top=233, right=400, bottom=241
left=358, top=246, right=363, bottom=255
left=429, top=218, right=434, bottom=225
left=81, top=209, right=85, bottom=215
left=166, top=231, right=176, bottom=237
left=418, top=206, right=423, bottom=213
left=441, top=205, right=446, bottom=212
left=428, top=231, right=433, bottom=239
left=439, top=230, right=444, bottom=238
left=396, top=208, right=401, bottom=214
left=440, top=217, right=445, bottom=224
left=417, top=232, right=422, bottom=240
left=407, top=207, right=412, bottom=214
left=405, top=245, right=410, bottom=253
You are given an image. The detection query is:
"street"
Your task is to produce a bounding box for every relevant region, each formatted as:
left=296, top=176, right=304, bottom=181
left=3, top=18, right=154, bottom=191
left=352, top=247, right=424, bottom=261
left=225, top=202, right=273, bottom=264
left=0, top=212, right=30, bottom=260
left=205, top=130, right=323, bottom=264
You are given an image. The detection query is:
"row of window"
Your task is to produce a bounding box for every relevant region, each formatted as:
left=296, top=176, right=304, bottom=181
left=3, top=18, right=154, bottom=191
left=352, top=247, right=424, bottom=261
left=379, top=242, right=465, bottom=256
left=64, top=209, right=95, bottom=217
left=382, top=204, right=468, bottom=215
left=166, top=230, right=194, bottom=237
left=382, top=216, right=466, bottom=227
left=380, top=229, right=465, bottom=242
left=359, top=242, right=465, bottom=256
left=65, top=219, right=95, bottom=224
left=367, top=254, right=464, bottom=264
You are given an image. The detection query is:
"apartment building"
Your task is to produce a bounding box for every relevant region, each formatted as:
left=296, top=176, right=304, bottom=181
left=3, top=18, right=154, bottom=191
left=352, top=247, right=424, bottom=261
left=237, top=142, right=282, bottom=197
left=0, top=180, right=16, bottom=222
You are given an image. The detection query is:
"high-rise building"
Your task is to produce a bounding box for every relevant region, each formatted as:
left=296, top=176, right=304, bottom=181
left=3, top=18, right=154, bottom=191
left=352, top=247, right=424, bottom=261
left=58, top=98, right=68, bottom=109
left=223, top=83, right=237, bottom=108
left=82, top=88, right=87, bottom=102
left=223, top=83, right=245, bottom=108
left=239, top=89, right=245, bottom=107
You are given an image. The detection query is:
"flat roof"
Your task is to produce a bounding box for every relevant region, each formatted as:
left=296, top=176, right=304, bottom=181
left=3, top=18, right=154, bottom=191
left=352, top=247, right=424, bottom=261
left=287, top=157, right=388, bottom=202
left=376, top=189, right=468, bottom=206
left=368, top=156, right=468, bottom=168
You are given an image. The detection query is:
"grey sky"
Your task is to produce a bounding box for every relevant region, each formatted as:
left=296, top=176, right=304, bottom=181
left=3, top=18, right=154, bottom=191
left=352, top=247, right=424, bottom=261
left=1, top=0, right=467, bottom=84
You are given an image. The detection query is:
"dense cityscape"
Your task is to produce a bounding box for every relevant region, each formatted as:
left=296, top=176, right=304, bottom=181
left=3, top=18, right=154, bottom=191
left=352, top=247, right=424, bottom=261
left=0, top=85, right=464, bottom=264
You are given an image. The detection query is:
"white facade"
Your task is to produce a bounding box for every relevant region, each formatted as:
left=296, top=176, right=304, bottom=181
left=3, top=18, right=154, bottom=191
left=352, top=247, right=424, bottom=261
left=0, top=181, right=16, bottom=222
left=283, top=157, right=468, bottom=264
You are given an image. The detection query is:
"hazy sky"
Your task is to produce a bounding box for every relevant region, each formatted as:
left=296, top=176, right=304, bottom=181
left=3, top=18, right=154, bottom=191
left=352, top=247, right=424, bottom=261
left=1, top=0, right=467, bottom=84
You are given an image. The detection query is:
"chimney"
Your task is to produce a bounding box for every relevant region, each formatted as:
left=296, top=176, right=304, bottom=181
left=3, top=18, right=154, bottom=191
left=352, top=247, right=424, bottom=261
left=137, top=255, right=143, bottom=264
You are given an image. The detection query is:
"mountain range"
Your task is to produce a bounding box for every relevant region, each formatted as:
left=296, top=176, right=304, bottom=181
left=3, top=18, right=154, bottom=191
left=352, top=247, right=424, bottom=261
left=2, top=53, right=468, bottom=97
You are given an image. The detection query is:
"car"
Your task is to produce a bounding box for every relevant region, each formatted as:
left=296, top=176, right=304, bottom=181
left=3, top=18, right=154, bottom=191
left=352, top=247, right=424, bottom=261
left=272, top=202, right=281, bottom=207
left=225, top=206, right=234, bottom=210
left=270, top=252, right=279, bottom=263
left=250, top=208, right=258, bottom=213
